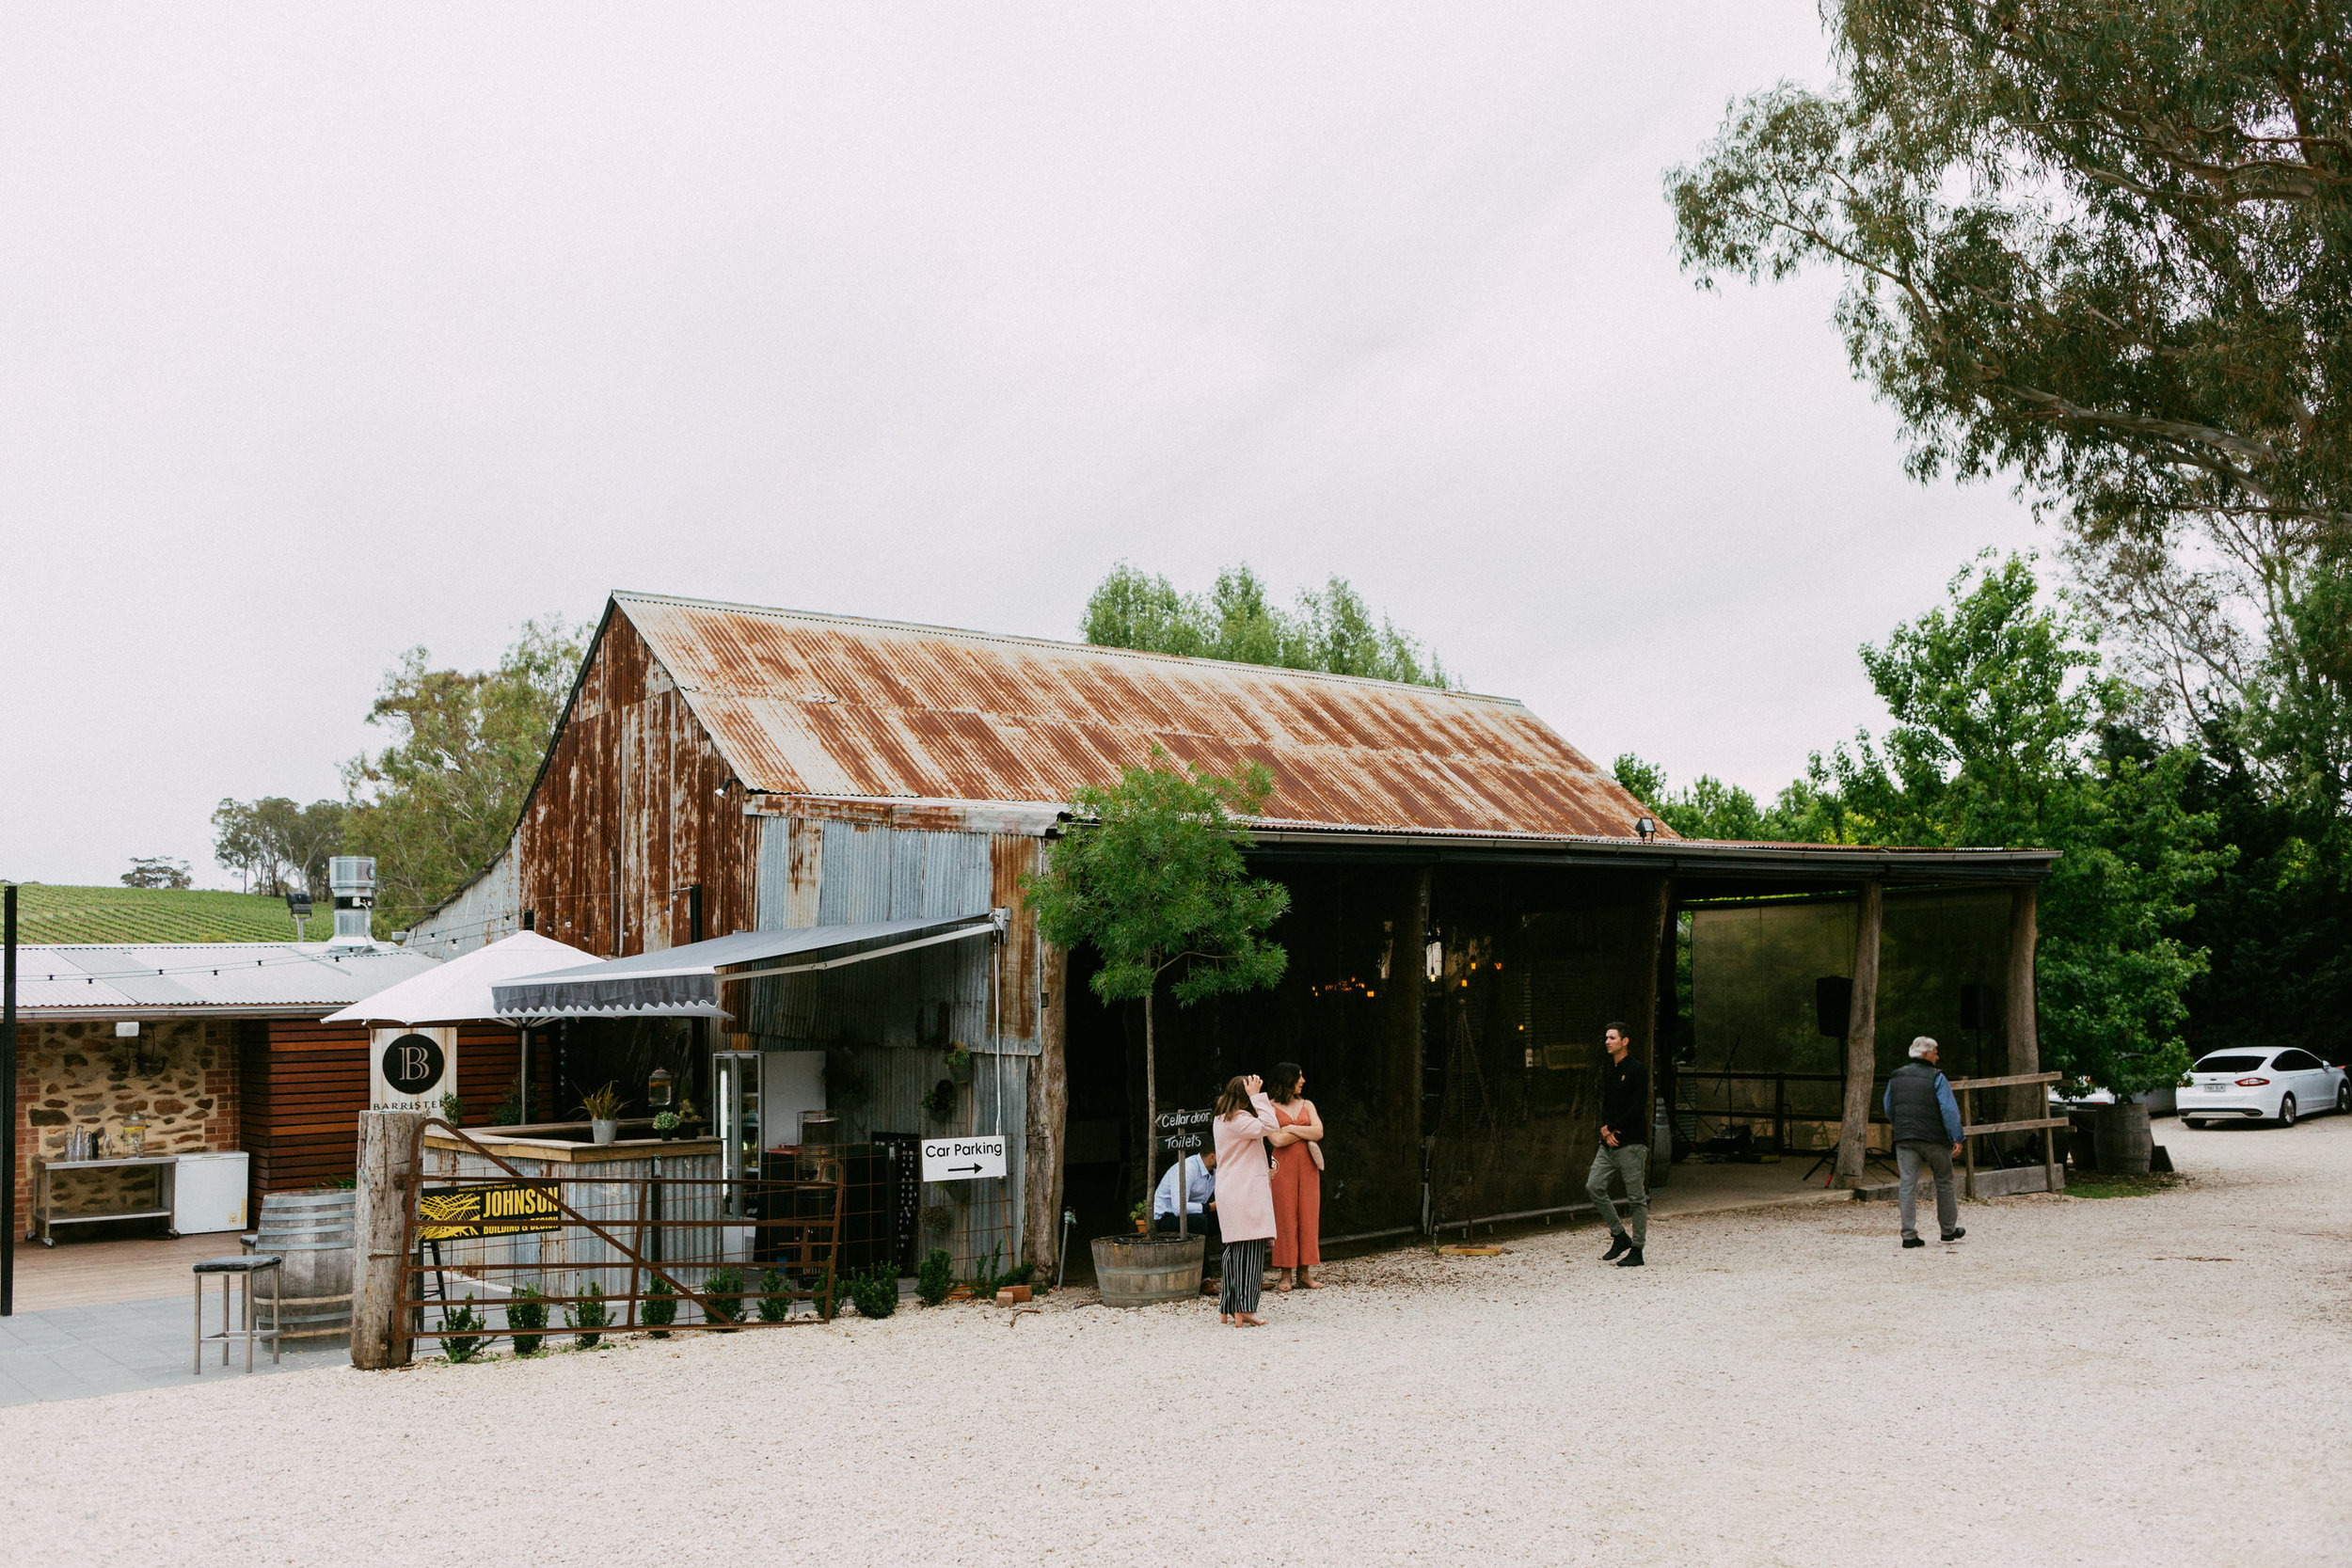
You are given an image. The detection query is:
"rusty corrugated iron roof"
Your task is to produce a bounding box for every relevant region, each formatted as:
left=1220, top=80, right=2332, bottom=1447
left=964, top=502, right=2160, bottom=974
left=611, top=592, right=1663, bottom=838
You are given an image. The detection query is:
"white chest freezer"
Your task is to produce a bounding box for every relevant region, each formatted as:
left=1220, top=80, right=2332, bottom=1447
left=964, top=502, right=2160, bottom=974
left=173, top=1151, right=249, bottom=1235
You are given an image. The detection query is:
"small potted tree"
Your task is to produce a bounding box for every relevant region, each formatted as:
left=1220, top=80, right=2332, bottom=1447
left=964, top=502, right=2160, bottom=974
left=1023, top=749, right=1287, bottom=1307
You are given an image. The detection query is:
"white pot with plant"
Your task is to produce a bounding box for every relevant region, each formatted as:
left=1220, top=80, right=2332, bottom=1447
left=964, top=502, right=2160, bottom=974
left=579, top=1082, right=625, bottom=1145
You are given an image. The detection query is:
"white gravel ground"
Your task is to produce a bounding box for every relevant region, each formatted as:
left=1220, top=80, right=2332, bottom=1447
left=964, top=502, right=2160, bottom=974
left=6, top=1118, right=2347, bottom=1567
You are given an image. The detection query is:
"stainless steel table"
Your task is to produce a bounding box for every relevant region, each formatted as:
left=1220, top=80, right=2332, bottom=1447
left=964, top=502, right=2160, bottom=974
left=29, top=1154, right=180, bottom=1245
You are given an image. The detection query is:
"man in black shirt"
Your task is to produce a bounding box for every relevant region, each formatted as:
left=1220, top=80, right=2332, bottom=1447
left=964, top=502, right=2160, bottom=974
left=1586, top=1022, right=1651, bottom=1267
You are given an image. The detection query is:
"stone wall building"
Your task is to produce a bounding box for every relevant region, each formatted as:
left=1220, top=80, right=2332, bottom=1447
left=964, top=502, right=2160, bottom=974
left=8, top=942, right=437, bottom=1229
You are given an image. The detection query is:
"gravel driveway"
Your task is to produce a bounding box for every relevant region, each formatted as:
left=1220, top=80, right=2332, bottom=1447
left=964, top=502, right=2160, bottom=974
left=6, top=1117, right=2346, bottom=1567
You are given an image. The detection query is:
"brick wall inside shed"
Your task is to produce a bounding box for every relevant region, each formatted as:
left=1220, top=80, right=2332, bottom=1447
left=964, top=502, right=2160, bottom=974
left=11, top=1019, right=240, bottom=1224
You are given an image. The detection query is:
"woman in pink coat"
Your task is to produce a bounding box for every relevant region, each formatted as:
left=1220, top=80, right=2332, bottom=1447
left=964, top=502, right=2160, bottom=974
left=1210, top=1073, right=1280, bottom=1325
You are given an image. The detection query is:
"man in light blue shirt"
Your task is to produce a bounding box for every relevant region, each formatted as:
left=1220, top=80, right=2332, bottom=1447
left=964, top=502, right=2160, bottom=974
left=1152, top=1148, right=1216, bottom=1234
left=1884, top=1037, right=1967, bottom=1247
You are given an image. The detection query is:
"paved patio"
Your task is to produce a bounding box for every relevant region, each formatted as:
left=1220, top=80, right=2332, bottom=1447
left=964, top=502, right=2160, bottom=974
left=0, top=1290, right=347, bottom=1406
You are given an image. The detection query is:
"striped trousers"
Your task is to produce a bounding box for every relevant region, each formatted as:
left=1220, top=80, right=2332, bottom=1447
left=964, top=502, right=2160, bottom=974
left=1220, top=1239, right=1269, bottom=1315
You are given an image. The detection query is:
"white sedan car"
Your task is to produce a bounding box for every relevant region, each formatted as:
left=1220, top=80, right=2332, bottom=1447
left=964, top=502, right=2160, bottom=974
left=2181, top=1048, right=2349, bottom=1128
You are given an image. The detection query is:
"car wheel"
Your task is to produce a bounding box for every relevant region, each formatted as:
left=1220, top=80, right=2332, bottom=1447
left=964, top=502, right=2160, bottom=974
left=2338, top=1084, right=2349, bottom=1114
left=2185, top=1118, right=2205, bottom=1130
left=2278, top=1094, right=2296, bottom=1128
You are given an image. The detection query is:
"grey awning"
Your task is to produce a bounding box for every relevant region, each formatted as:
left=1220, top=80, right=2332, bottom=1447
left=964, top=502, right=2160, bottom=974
left=489, top=912, right=999, bottom=1020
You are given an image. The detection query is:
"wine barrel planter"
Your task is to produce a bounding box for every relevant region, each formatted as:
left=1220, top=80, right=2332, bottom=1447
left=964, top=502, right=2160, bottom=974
left=2093, top=1101, right=2153, bottom=1175
left=1090, top=1233, right=1205, bottom=1307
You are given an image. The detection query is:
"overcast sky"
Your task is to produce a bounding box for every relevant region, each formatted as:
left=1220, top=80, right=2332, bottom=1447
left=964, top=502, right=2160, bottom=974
left=1, top=4, right=2042, bottom=889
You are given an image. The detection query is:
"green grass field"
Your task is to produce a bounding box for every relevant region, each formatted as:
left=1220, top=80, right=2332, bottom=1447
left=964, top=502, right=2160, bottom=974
left=1, top=882, right=321, bottom=944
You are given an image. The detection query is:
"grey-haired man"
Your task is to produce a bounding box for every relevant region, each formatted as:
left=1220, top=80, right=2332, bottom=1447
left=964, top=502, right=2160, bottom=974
left=1884, top=1036, right=1966, bottom=1248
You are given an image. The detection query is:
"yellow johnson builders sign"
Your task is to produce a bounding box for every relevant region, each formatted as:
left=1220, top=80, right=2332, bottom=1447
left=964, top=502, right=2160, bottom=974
left=418, top=1182, right=562, bottom=1241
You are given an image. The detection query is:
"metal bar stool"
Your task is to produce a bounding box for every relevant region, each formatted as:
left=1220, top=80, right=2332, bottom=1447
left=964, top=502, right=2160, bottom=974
left=193, top=1253, right=283, bottom=1373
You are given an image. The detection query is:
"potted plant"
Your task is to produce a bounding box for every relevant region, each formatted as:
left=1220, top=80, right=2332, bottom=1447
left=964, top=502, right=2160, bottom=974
left=921, top=1079, right=957, bottom=1121
left=652, top=1111, right=681, bottom=1141
left=946, top=1044, right=975, bottom=1084
left=578, top=1083, right=624, bottom=1145
left=1022, top=749, right=1286, bottom=1302
left=675, top=1093, right=704, bottom=1138
left=1129, top=1199, right=1150, bottom=1235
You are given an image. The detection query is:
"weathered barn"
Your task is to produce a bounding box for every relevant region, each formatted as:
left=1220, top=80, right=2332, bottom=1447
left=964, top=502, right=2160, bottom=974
left=407, top=592, right=2057, bottom=1273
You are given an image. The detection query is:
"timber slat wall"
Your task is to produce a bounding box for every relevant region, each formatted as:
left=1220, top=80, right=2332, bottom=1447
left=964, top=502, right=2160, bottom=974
left=240, top=1020, right=553, bottom=1203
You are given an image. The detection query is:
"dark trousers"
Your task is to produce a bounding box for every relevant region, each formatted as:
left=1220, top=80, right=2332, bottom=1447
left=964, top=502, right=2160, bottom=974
left=1154, top=1212, right=1219, bottom=1246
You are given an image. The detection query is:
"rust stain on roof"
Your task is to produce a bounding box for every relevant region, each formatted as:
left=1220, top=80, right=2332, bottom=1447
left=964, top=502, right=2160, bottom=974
left=611, top=592, right=1665, bottom=839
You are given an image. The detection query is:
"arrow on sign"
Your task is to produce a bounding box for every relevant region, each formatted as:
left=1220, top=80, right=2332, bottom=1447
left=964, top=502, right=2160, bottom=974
left=949, top=1164, right=982, bottom=1174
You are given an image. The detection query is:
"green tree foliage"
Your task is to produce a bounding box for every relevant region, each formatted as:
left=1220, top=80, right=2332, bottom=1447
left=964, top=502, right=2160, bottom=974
left=1666, top=1, right=2350, bottom=545
left=1828, top=559, right=2227, bottom=1099
left=1082, top=562, right=1454, bottom=688
left=119, top=857, right=192, bottom=890
left=1022, top=750, right=1290, bottom=1212
left=209, top=797, right=347, bottom=896
left=1665, top=4, right=2345, bottom=1076
left=1629, top=556, right=2226, bottom=1096
left=341, top=617, right=586, bottom=928
left=1611, top=756, right=1852, bottom=843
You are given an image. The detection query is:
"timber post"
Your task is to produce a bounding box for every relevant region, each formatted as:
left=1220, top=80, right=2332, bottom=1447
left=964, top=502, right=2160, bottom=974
left=350, top=1108, right=425, bottom=1370
left=1640, top=877, right=1673, bottom=1182
left=2007, top=884, right=2041, bottom=1141
left=1834, top=880, right=1883, bottom=1188
left=1022, top=940, right=1069, bottom=1274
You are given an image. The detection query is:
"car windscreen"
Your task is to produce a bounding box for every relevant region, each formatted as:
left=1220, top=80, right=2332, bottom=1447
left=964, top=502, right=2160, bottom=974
left=2192, top=1055, right=2266, bottom=1073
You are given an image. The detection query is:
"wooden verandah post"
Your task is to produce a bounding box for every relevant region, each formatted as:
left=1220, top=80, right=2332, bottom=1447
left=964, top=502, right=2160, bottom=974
left=1833, top=880, right=1883, bottom=1189
left=2007, top=883, right=2041, bottom=1135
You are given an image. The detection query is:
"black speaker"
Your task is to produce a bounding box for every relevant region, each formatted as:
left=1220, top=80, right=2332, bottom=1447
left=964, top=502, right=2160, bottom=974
left=1816, top=976, right=1851, bottom=1038
left=1959, top=982, right=1984, bottom=1031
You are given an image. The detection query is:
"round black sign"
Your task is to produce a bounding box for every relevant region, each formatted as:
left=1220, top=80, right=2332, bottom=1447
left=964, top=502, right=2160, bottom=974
left=381, top=1032, right=447, bottom=1094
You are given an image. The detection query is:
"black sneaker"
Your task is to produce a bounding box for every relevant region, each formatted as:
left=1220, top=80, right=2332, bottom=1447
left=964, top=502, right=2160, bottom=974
left=1941, top=1227, right=1966, bottom=1243
left=1614, top=1245, right=1645, bottom=1267
left=1901, top=1237, right=1926, bottom=1248
left=1602, top=1233, right=1630, bottom=1260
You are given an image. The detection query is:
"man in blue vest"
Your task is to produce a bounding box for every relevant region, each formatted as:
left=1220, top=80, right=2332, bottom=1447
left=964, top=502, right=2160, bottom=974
left=1884, top=1036, right=1966, bottom=1248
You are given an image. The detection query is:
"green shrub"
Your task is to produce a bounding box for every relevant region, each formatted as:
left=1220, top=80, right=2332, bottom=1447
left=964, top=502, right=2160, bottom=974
left=506, top=1282, right=548, bottom=1354
left=442, top=1294, right=485, bottom=1363
left=916, top=1248, right=953, bottom=1307
left=756, top=1268, right=794, bottom=1323
left=849, top=1264, right=898, bottom=1320
left=565, top=1280, right=610, bottom=1350
left=644, top=1275, right=676, bottom=1338
left=703, top=1265, right=743, bottom=1327
left=968, top=1241, right=1034, bottom=1294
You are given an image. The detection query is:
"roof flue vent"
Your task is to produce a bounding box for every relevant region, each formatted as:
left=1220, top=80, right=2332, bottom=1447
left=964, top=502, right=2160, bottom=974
left=327, top=856, right=377, bottom=947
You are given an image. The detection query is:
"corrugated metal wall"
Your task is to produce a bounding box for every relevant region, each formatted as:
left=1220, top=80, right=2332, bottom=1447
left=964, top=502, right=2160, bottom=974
left=746, top=814, right=1038, bottom=1270
left=407, top=846, right=520, bottom=958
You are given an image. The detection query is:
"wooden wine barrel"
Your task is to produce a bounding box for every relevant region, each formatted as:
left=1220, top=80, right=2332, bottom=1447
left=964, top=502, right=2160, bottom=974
left=2092, top=1102, right=2153, bottom=1175
left=1089, top=1233, right=1205, bottom=1307
left=244, top=1189, right=357, bottom=1339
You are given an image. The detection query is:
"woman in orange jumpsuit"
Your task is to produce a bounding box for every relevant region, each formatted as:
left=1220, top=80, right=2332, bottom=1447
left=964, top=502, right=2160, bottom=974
left=1266, top=1061, right=1325, bottom=1290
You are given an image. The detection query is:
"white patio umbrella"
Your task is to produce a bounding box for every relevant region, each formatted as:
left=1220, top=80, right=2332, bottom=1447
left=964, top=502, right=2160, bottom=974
left=321, top=930, right=600, bottom=1026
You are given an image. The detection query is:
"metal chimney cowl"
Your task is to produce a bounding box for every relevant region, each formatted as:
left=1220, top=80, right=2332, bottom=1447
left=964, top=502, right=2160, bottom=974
left=327, top=855, right=376, bottom=946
